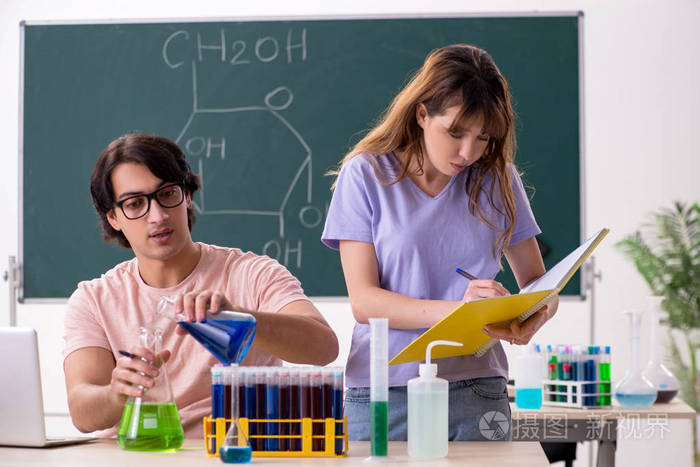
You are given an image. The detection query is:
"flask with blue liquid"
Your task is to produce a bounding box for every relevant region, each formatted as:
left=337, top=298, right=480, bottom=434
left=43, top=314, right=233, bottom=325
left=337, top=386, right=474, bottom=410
left=155, top=296, right=256, bottom=365
left=219, top=365, right=253, bottom=464
left=614, top=310, right=657, bottom=408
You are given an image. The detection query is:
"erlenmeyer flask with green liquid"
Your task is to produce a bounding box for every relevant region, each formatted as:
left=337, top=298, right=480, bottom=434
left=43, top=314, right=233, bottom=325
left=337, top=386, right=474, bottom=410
left=117, top=327, right=185, bottom=451
left=220, top=365, right=252, bottom=464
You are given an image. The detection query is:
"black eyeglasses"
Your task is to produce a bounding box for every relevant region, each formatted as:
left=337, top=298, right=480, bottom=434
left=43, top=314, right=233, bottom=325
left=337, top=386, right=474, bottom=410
left=114, top=183, right=185, bottom=220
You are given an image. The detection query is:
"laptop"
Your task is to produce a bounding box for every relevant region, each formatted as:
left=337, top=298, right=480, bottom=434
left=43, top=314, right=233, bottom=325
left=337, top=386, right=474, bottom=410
left=0, top=327, right=93, bottom=447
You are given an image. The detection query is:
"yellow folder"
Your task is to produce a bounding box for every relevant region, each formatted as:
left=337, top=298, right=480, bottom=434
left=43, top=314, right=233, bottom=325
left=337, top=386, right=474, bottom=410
left=389, top=228, right=609, bottom=365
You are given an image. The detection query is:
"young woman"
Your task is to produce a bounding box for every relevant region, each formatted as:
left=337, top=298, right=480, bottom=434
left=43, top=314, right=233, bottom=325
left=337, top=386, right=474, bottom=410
left=321, top=44, right=558, bottom=441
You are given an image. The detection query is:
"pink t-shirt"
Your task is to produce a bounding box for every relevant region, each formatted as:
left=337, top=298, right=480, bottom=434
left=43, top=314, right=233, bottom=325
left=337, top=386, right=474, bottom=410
left=63, top=242, right=310, bottom=438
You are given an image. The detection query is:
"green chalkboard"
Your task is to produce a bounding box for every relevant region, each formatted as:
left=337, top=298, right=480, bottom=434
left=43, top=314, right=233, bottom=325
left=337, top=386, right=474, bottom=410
left=21, top=14, right=582, bottom=299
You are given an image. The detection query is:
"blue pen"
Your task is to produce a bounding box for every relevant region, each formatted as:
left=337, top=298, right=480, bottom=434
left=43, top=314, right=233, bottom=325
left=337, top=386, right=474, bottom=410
left=456, top=268, right=478, bottom=280
left=118, top=349, right=152, bottom=364
left=118, top=349, right=153, bottom=392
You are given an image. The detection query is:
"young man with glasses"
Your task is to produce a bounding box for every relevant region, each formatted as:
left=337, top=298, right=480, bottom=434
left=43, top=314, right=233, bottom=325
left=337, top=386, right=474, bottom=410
left=63, top=134, right=339, bottom=438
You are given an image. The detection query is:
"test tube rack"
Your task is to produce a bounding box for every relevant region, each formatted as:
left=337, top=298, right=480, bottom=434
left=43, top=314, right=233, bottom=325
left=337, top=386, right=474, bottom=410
left=542, top=379, right=612, bottom=409
left=203, top=415, right=348, bottom=457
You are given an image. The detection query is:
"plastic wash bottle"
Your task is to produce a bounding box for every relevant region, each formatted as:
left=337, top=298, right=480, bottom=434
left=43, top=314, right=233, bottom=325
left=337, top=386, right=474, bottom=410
left=514, top=343, right=543, bottom=409
left=407, top=339, right=463, bottom=459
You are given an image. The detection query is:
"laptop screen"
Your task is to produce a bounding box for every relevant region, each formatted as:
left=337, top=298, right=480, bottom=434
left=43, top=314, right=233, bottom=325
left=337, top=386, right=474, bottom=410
left=0, top=327, right=50, bottom=446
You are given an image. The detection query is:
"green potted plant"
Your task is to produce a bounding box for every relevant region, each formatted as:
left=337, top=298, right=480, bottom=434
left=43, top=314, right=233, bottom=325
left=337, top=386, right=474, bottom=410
left=615, top=201, right=699, bottom=455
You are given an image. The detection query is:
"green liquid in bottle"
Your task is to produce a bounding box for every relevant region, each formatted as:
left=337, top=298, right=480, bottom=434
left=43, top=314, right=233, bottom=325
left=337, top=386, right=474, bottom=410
left=370, top=400, right=388, bottom=457
left=117, top=402, right=185, bottom=452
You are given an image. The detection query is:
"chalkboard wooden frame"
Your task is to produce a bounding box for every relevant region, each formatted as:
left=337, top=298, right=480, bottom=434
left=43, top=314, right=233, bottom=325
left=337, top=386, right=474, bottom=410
left=19, top=12, right=585, bottom=301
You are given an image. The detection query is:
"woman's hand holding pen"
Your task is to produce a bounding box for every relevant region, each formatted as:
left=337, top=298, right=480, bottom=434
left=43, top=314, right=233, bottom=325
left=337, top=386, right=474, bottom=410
left=456, top=268, right=509, bottom=302
left=482, top=295, right=560, bottom=346
left=461, top=279, right=510, bottom=302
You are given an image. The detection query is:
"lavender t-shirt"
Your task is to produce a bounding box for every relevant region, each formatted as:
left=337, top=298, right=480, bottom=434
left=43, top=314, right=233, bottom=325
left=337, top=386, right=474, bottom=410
left=322, top=153, right=541, bottom=387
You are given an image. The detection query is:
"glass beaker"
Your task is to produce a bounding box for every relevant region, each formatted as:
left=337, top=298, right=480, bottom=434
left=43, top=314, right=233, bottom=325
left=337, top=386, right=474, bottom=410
left=219, top=365, right=253, bottom=464
left=117, top=327, right=185, bottom=451
left=613, top=310, right=657, bottom=409
left=643, top=296, right=680, bottom=403
left=155, top=296, right=256, bottom=364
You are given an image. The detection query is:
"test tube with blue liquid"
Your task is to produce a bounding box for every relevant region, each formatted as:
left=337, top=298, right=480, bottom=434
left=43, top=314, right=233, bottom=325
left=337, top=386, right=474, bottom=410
left=585, top=346, right=595, bottom=406
left=557, top=345, right=566, bottom=402
left=211, top=365, right=224, bottom=453
left=368, top=318, right=388, bottom=459
left=242, top=368, right=257, bottom=450
left=264, top=368, right=279, bottom=451
left=332, top=367, right=344, bottom=455
left=570, top=346, right=579, bottom=404
left=593, top=346, right=601, bottom=405
left=321, top=367, right=335, bottom=452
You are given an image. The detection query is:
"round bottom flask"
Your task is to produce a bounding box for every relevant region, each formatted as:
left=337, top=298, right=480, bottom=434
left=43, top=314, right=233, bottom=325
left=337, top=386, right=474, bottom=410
left=614, top=310, right=657, bottom=409
left=643, top=296, right=680, bottom=403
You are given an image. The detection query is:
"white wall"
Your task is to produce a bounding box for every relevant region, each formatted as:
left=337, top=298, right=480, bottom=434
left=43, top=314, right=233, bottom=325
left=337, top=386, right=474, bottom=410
left=1, top=1, right=699, bottom=466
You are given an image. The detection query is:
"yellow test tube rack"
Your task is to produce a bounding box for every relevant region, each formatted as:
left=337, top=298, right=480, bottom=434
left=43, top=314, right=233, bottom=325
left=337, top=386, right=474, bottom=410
left=203, top=416, right=348, bottom=457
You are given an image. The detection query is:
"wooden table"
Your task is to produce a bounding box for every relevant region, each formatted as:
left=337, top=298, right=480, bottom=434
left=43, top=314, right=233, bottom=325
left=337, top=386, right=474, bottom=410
left=0, top=439, right=549, bottom=466
left=511, top=399, right=696, bottom=467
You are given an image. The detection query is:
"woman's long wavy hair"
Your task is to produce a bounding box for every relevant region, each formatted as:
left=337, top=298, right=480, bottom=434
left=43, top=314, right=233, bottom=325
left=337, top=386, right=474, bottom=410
left=330, top=44, right=518, bottom=263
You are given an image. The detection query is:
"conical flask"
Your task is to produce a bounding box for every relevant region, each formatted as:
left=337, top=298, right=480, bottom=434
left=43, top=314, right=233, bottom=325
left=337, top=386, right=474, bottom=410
left=643, top=296, right=680, bottom=403
left=117, top=327, right=185, bottom=451
left=613, top=310, right=657, bottom=409
left=155, top=296, right=256, bottom=364
left=219, top=365, right=252, bottom=464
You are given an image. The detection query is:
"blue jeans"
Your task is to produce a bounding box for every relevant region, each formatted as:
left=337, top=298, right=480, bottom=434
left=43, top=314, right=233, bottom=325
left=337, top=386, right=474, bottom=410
left=344, top=376, right=512, bottom=441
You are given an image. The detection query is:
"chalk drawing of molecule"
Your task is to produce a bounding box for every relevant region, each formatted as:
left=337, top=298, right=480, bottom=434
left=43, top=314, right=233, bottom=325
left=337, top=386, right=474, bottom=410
left=176, top=60, right=312, bottom=239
